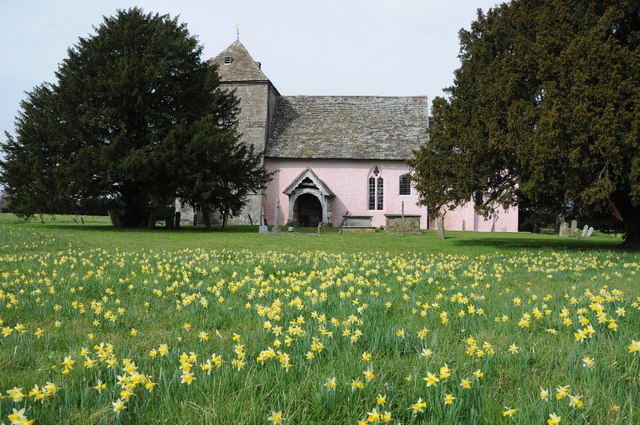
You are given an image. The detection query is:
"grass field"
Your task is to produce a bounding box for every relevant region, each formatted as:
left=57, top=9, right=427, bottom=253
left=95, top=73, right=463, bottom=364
left=0, top=214, right=639, bottom=424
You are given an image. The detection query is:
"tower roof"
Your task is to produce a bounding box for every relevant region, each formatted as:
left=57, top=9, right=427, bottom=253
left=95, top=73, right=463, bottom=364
left=210, top=40, right=269, bottom=82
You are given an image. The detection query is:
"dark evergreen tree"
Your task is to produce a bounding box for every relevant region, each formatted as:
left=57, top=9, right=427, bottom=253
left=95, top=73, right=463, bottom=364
left=1, top=8, right=270, bottom=228
left=53, top=8, right=214, bottom=227
left=0, top=84, right=75, bottom=217
left=409, top=0, right=640, bottom=246
left=179, top=89, right=273, bottom=229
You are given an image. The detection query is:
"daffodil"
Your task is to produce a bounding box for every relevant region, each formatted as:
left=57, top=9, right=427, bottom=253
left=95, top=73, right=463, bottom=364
left=112, top=398, right=126, bottom=413
left=555, top=385, right=570, bottom=400
left=325, top=377, right=336, bottom=390
left=351, top=379, right=365, bottom=390
left=540, top=387, right=549, bottom=401
left=267, top=411, right=283, bottom=424
left=547, top=412, right=561, bottom=425
left=569, top=394, right=583, bottom=408
left=8, top=408, right=27, bottom=423
left=423, top=372, right=440, bottom=387
left=409, top=397, right=427, bottom=414
left=503, top=407, right=517, bottom=417
left=6, top=387, right=25, bottom=403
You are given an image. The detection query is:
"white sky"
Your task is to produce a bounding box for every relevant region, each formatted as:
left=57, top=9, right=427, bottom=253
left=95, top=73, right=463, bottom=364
left=0, top=0, right=501, bottom=139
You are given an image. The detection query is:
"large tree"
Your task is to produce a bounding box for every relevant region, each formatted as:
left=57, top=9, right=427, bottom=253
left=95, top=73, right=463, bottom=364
left=410, top=0, right=640, bottom=246
left=1, top=8, right=265, bottom=227
left=178, top=86, right=272, bottom=229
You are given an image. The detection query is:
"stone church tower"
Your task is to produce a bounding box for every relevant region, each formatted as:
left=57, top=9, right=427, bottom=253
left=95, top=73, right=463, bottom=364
left=209, top=40, right=280, bottom=225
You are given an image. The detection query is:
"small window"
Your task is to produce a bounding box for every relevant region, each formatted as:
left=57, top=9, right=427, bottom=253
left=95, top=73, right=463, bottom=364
left=399, top=174, right=411, bottom=195
left=223, top=56, right=234, bottom=65
left=376, top=177, right=383, bottom=210
left=368, top=177, right=376, bottom=210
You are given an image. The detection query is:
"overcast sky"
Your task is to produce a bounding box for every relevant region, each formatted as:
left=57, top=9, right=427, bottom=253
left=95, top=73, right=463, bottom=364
left=1, top=0, right=501, bottom=138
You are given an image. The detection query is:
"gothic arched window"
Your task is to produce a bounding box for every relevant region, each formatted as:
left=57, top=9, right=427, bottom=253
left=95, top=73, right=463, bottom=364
left=368, top=167, right=384, bottom=210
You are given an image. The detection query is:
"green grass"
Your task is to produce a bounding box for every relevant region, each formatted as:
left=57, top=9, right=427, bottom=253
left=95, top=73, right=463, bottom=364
left=0, top=213, right=624, bottom=255
left=0, top=214, right=638, bottom=424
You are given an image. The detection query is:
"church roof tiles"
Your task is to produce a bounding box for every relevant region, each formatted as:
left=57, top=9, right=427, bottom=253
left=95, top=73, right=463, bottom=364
left=266, top=96, right=428, bottom=160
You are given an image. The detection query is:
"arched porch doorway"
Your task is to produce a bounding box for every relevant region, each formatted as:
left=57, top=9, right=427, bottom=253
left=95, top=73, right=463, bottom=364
left=283, top=168, right=334, bottom=227
left=294, top=193, right=322, bottom=227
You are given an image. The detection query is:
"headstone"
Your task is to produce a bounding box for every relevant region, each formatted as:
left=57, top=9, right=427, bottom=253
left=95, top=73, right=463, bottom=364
left=436, top=216, right=445, bottom=239
left=258, top=203, right=268, bottom=233
left=581, top=225, right=589, bottom=237
left=586, top=226, right=594, bottom=237
left=570, top=220, right=578, bottom=236
left=559, top=222, right=568, bottom=237
left=272, top=199, right=281, bottom=233
left=462, top=220, right=466, bottom=232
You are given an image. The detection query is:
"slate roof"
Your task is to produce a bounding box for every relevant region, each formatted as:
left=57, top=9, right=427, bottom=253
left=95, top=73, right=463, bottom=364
left=266, top=96, right=429, bottom=160
left=210, top=40, right=269, bottom=82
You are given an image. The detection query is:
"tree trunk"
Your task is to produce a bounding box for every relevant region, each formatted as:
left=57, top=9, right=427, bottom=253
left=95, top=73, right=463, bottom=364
left=436, top=216, right=445, bottom=239
left=222, top=207, right=229, bottom=229
left=611, top=193, right=640, bottom=249
left=622, top=213, right=640, bottom=249
left=147, top=211, right=156, bottom=229
left=202, top=206, right=212, bottom=230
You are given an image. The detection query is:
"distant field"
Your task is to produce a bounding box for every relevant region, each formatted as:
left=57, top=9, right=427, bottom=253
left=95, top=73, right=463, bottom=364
left=0, top=214, right=638, bottom=424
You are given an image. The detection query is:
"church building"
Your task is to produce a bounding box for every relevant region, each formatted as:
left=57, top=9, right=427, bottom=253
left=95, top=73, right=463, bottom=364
left=179, top=40, right=518, bottom=232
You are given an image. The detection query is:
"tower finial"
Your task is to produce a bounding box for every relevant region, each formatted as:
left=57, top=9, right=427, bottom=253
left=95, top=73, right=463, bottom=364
left=236, top=22, right=240, bottom=40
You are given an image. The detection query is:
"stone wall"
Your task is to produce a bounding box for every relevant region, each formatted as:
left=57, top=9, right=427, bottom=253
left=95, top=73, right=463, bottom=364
left=221, top=81, right=276, bottom=225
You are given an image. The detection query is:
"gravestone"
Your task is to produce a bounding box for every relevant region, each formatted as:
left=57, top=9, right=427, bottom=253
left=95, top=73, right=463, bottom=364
left=272, top=199, right=281, bottom=234
left=581, top=225, right=589, bottom=237
left=586, top=226, right=594, bottom=237
left=570, top=220, right=578, bottom=236
left=258, top=203, right=268, bottom=233
left=559, top=222, right=568, bottom=237
left=436, top=216, right=445, bottom=239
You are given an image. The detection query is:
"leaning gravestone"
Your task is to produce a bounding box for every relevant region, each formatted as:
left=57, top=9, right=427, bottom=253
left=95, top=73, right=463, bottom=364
left=586, top=226, right=594, bottom=237
left=581, top=225, right=589, bottom=237
left=570, top=220, right=578, bottom=236
left=559, top=222, right=568, bottom=237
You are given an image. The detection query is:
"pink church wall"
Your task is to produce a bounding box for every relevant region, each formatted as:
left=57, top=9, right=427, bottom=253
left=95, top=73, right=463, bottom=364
left=441, top=201, right=518, bottom=232
left=264, top=159, right=428, bottom=228
left=264, top=159, right=518, bottom=232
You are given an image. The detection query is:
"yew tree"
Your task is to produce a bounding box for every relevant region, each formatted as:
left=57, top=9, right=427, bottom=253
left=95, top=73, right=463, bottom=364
left=1, top=8, right=265, bottom=227
left=410, top=0, right=640, bottom=246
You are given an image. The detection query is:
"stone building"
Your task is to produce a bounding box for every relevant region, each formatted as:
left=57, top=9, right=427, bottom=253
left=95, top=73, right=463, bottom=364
left=178, top=40, right=518, bottom=231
